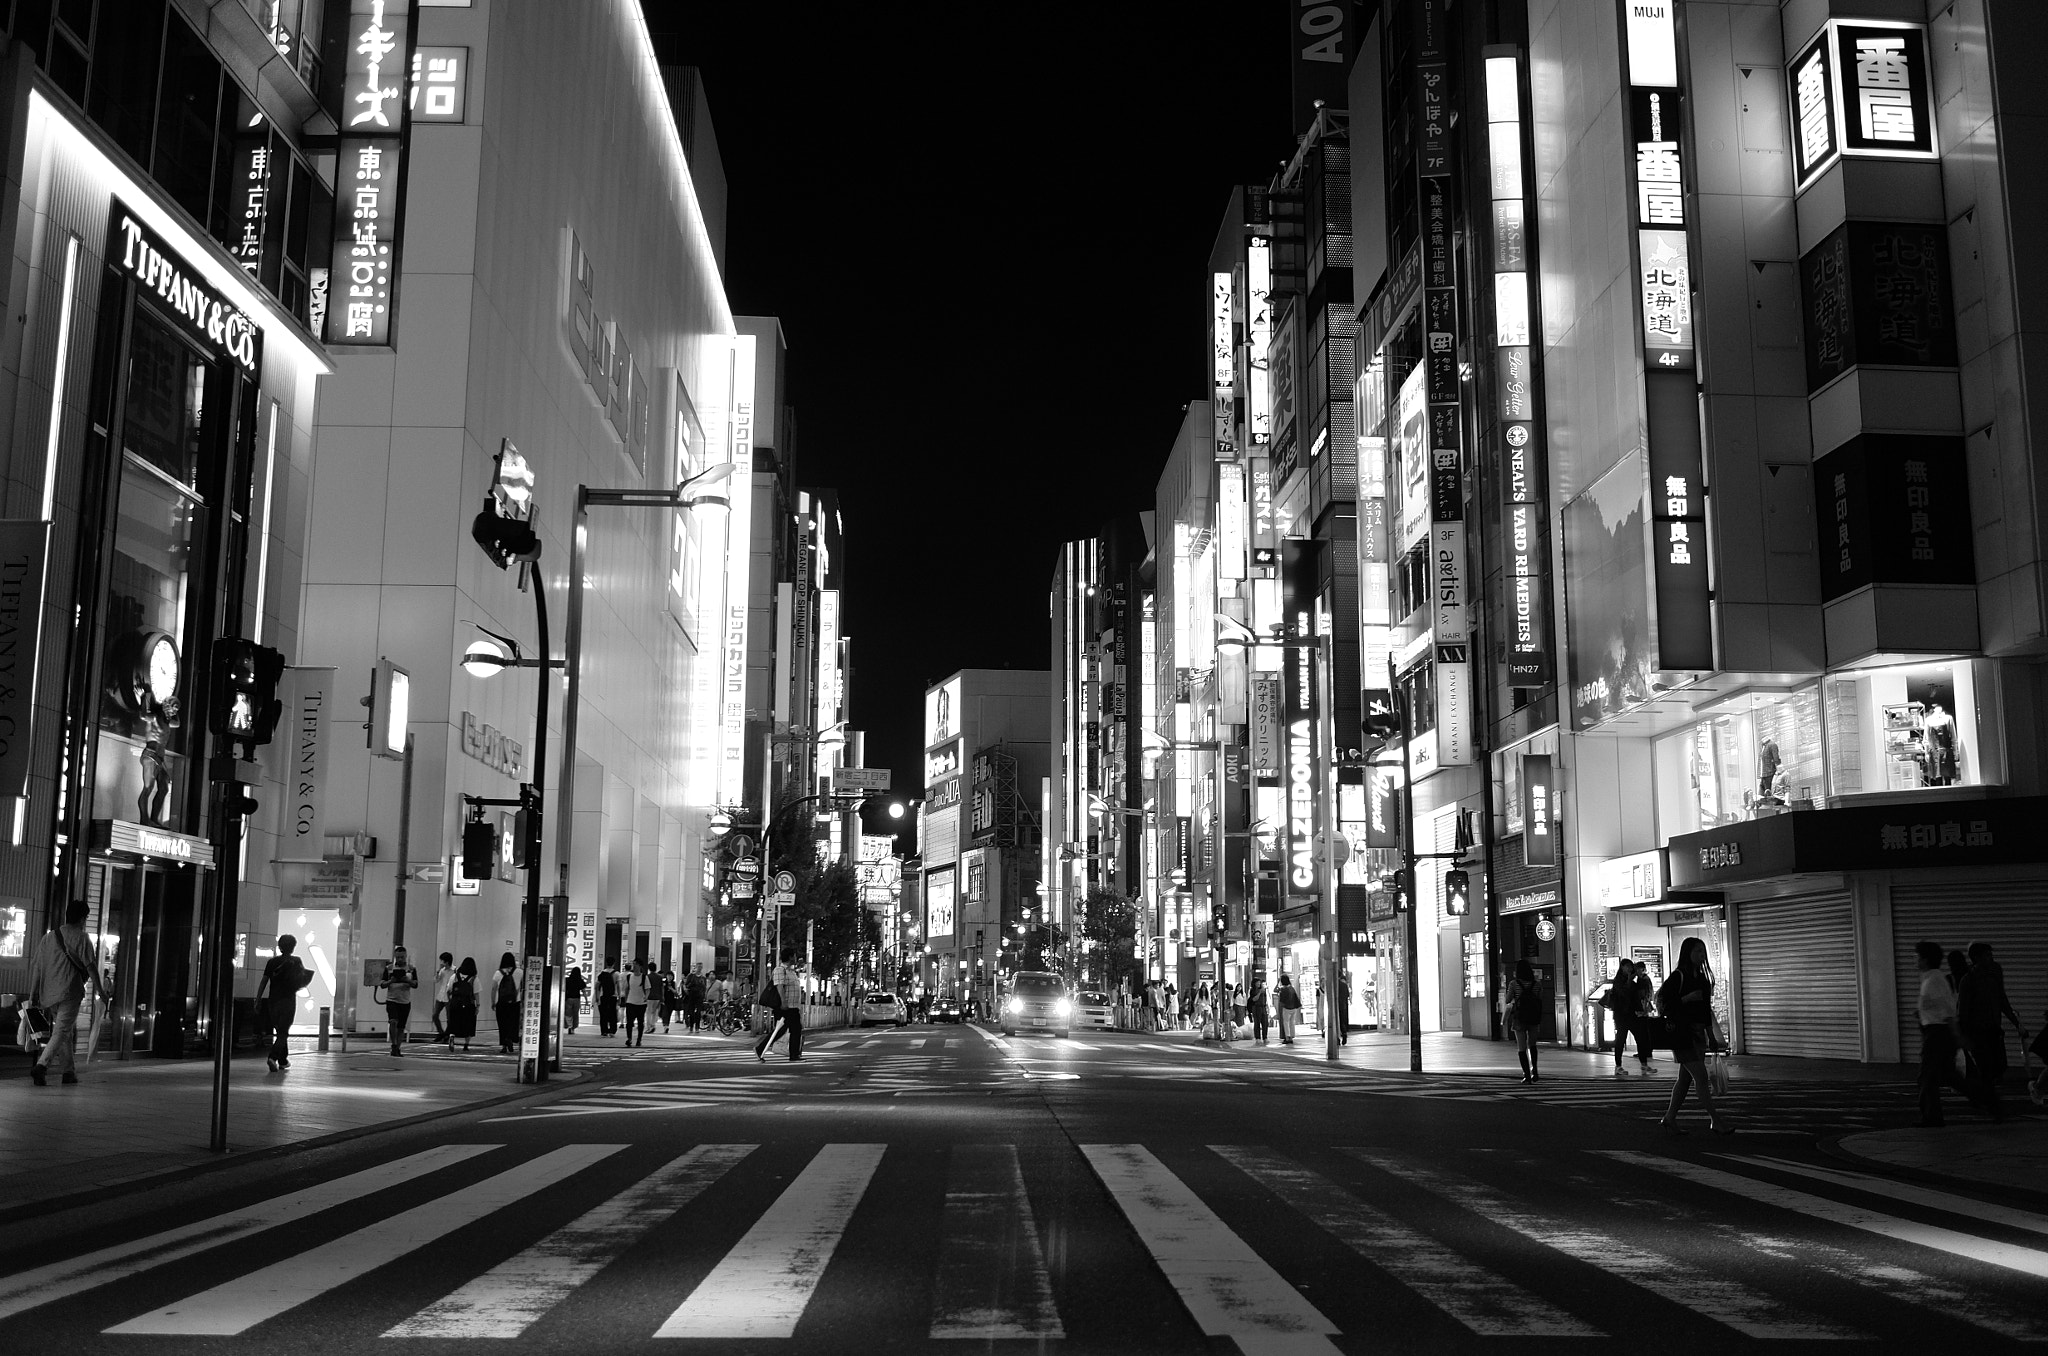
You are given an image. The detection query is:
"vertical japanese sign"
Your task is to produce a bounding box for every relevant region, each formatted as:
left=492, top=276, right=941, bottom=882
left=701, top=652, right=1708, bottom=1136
left=1486, top=51, right=1552, bottom=687
left=1247, top=236, right=1273, bottom=451
left=1281, top=541, right=1322, bottom=902
left=1414, top=0, right=1472, bottom=768
left=1623, top=0, right=1713, bottom=673
left=1212, top=272, right=1235, bottom=454
left=1788, top=20, right=1934, bottom=190
left=719, top=335, right=757, bottom=805
left=1521, top=753, right=1555, bottom=867
left=327, top=0, right=415, bottom=347
left=0, top=522, right=49, bottom=801
left=1249, top=674, right=1283, bottom=785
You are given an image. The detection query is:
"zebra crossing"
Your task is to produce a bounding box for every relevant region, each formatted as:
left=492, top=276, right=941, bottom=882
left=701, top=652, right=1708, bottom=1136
left=6, top=1138, right=2045, bottom=1344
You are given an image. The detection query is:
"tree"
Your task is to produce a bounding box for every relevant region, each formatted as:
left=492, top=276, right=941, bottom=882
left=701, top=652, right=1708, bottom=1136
left=1078, top=888, right=1141, bottom=992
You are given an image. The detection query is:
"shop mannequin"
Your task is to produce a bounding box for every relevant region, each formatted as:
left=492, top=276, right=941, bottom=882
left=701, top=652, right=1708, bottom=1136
left=1922, top=703, right=1958, bottom=785
left=1756, top=737, right=1781, bottom=801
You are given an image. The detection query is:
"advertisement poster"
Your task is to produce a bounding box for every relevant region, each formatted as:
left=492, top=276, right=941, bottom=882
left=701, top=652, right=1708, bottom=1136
left=1398, top=363, right=1429, bottom=550
left=1565, top=452, right=1654, bottom=731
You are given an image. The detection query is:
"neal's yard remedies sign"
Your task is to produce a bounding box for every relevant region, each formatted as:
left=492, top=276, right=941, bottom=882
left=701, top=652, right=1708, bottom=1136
left=109, top=206, right=261, bottom=375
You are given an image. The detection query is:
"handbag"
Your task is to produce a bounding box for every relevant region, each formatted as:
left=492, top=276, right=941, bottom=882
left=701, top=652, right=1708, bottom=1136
left=16, top=1004, right=52, bottom=1054
left=1705, top=1048, right=1731, bottom=1097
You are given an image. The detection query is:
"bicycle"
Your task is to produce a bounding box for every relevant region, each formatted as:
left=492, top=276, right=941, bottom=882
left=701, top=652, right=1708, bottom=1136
left=709, top=1001, right=746, bottom=1037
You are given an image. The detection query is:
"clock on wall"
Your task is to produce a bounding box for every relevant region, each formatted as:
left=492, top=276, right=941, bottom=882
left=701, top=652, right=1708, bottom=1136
left=144, top=631, right=180, bottom=705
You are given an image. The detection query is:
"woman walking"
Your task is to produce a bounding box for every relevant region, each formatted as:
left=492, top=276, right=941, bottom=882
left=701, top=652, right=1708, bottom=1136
left=447, top=957, right=479, bottom=1052
left=562, top=965, right=586, bottom=1032
left=1658, top=936, right=1733, bottom=1136
left=1504, top=959, right=1542, bottom=1082
left=379, top=946, right=419, bottom=1056
left=658, top=965, right=680, bottom=1033
left=492, top=952, right=521, bottom=1055
left=595, top=962, right=620, bottom=1038
left=623, top=959, right=654, bottom=1046
left=1248, top=976, right=1270, bottom=1044
left=1275, top=974, right=1302, bottom=1045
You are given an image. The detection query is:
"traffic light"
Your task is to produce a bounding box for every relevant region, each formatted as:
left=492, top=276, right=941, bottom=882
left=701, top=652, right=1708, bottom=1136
left=365, top=658, right=410, bottom=758
left=461, top=809, right=495, bottom=880
left=1445, top=869, right=1471, bottom=916
left=1362, top=693, right=1401, bottom=742
left=511, top=806, right=533, bottom=869
left=472, top=441, right=541, bottom=569
left=220, top=782, right=260, bottom=818
left=210, top=637, right=284, bottom=761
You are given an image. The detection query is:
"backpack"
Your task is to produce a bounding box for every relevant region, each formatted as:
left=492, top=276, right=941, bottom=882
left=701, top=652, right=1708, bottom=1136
left=686, top=973, right=706, bottom=1002
left=450, top=975, right=476, bottom=1006
left=1513, top=980, right=1544, bottom=1025
left=497, top=971, right=519, bottom=1004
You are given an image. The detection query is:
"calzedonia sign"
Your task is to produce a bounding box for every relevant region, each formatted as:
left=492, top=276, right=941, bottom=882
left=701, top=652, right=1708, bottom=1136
left=1281, top=541, right=1322, bottom=903
left=109, top=205, right=261, bottom=375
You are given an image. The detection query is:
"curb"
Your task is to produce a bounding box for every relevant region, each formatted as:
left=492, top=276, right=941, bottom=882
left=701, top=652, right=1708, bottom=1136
left=1817, top=1126, right=2048, bottom=1206
left=0, top=1064, right=591, bottom=1227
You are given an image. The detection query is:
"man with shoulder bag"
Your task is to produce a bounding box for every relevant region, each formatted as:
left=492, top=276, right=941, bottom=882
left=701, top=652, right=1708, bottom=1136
left=24, top=901, right=97, bottom=1086
left=257, top=935, right=314, bottom=1072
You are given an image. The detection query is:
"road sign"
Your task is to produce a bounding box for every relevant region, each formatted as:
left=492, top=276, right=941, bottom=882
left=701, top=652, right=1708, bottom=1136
left=831, top=767, right=891, bottom=792
left=775, top=870, right=795, bottom=891
left=730, top=881, right=758, bottom=899
left=769, top=890, right=795, bottom=908
left=409, top=862, right=447, bottom=885
left=729, top=834, right=755, bottom=856
left=732, top=856, right=760, bottom=877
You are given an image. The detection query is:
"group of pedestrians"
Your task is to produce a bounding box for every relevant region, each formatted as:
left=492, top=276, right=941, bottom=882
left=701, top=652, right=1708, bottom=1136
left=1913, top=938, right=2034, bottom=1125
left=560, top=961, right=727, bottom=1039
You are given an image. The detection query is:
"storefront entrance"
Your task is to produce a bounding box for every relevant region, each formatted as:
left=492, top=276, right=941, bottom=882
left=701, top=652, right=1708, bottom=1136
left=1503, top=909, right=1562, bottom=1043
left=93, top=861, right=202, bottom=1058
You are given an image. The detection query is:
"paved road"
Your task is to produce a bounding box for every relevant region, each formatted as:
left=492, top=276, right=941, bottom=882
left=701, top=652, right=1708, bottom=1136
left=3, top=1023, right=2044, bottom=1353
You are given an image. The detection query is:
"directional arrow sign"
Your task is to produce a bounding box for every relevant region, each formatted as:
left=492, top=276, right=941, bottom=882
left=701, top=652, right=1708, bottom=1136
left=410, top=863, right=447, bottom=885
left=831, top=767, right=891, bottom=792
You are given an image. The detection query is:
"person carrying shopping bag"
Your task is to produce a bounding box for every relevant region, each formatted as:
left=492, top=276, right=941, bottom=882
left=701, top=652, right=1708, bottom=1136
left=256, top=934, right=312, bottom=1072
left=1658, top=936, right=1733, bottom=1136
left=1275, top=974, right=1303, bottom=1045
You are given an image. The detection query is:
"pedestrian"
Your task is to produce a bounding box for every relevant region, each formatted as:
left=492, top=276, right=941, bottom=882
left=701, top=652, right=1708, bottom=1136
left=1946, top=948, right=1971, bottom=995
left=1249, top=976, right=1269, bottom=1044
left=562, top=964, right=586, bottom=1032
left=754, top=968, right=788, bottom=1061
left=1165, top=981, right=1179, bottom=1030
left=1602, top=958, right=1639, bottom=1075
left=493, top=952, right=521, bottom=1055
left=1629, top=962, right=1659, bottom=1073
left=257, top=934, right=311, bottom=1072
left=595, top=962, right=620, bottom=1037
left=777, top=963, right=806, bottom=1060
left=1657, top=936, right=1732, bottom=1136
left=1959, top=940, right=2026, bottom=1106
left=24, top=900, right=96, bottom=1086
left=1913, top=938, right=1995, bottom=1126
left=448, top=957, right=479, bottom=1051
left=432, top=952, right=454, bottom=1043
left=1231, top=982, right=1246, bottom=1033
left=1276, top=974, right=1302, bottom=1044
left=623, top=958, right=653, bottom=1046
left=1504, top=959, right=1543, bottom=1082
left=658, top=965, right=679, bottom=1032
left=1338, top=973, right=1352, bottom=1045
left=379, top=946, right=419, bottom=1056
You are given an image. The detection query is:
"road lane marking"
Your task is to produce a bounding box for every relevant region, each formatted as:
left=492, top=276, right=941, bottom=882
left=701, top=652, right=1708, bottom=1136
left=106, top=1145, right=622, bottom=1335
left=654, top=1143, right=884, bottom=1338
left=1349, top=1151, right=1859, bottom=1339
left=928, top=1144, right=1063, bottom=1339
left=1724, top=1153, right=2048, bottom=1238
left=1213, top=1147, right=1597, bottom=1337
left=1604, top=1151, right=2048, bottom=1281
left=1081, top=1144, right=1341, bottom=1354
left=0, top=1144, right=493, bottom=1322
left=387, top=1144, right=754, bottom=1337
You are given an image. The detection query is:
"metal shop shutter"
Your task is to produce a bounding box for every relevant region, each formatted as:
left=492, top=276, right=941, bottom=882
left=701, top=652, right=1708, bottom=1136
left=1736, top=893, right=1859, bottom=1059
left=1891, top=880, right=2048, bottom=1063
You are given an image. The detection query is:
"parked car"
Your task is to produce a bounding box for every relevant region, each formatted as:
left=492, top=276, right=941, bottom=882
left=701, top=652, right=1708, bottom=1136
left=928, top=997, right=964, bottom=1024
left=857, top=991, right=908, bottom=1027
left=1002, top=971, right=1072, bottom=1038
left=1074, top=990, right=1115, bottom=1030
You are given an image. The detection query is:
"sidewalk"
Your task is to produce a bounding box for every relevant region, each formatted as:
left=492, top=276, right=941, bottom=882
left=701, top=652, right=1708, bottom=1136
left=0, top=1036, right=583, bottom=1219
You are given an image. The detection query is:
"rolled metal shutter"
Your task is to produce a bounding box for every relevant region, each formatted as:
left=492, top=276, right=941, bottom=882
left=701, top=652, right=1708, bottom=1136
left=1891, top=880, right=2048, bottom=1062
left=1736, top=893, right=1859, bottom=1059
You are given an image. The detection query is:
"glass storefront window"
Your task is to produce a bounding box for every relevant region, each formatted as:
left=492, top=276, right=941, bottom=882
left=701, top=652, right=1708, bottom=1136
left=94, top=309, right=218, bottom=832
left=1823, top=659, right=2001, bottom=797
left=1653, top=686, right=1823, bottom=840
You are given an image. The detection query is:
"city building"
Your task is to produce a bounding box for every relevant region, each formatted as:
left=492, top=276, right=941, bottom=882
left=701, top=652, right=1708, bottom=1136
left=0, top=4, right=338, bottom=1055
left=299, top=5, right=739, bottom=1039
left=919, top=668, right=1048, bottom=1009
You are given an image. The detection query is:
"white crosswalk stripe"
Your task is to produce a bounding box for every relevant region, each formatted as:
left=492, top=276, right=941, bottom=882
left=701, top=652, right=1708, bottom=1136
left=1348, top=1149, right=1863, bottom=1339
left=106, top=1144, right=624, bottom=1336
left=8, top=1138, right=2045, bottom=1344
left=653, top=1142, right=884, bottom=1338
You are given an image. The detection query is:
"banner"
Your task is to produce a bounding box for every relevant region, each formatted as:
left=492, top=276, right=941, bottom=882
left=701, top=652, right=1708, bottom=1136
left=1522, top=753, right=1556, bottom=867
left=0, top=521, right=50, bottom=800
left=1249, top=675, right=1283, bottom=784
left=1365, top=765, right=1400, bottom=848
left=269, top=667, right=336, bottom=860
left=1281, top=540, right=1321, bottom=903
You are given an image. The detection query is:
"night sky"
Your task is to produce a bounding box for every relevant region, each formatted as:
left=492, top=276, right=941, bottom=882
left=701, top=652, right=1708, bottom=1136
left=652, top=4, right=1293, bottom=804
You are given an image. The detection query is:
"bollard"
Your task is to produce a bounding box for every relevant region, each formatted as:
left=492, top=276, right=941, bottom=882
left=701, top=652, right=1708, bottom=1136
left=317, top=1006, right=331, bottom=1052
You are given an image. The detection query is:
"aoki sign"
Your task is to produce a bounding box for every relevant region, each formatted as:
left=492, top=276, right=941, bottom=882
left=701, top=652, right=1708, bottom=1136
left=110, top=207, right=261, bottom=375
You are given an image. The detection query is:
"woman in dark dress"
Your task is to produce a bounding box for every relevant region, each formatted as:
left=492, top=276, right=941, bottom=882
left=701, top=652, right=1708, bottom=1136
left=1658, top=936, right=1732, bottom=1136
left=492, top=952, right=521, bottom=1054
left=448, top=956, right=480, bottom=1051
left=563, top=965, right=586, bottom=1032
left=595, top=963, right=620, bottom=1037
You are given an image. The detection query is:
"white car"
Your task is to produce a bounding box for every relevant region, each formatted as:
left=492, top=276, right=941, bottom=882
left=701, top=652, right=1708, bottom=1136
left=1074, top=990, right=1115, bottom=1030
left=857, top=991, right=908, bottom=1027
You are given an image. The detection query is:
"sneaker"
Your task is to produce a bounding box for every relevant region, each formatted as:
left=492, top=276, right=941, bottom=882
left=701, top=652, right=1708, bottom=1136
left=29, top=1064, right=45, bottom=1086
left=1639, top=1061, right=1658, bottom=1074
left=266, top=1057, right=277, bottom=1072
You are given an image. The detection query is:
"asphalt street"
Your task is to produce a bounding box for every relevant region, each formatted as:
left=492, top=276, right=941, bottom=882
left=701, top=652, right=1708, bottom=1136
left=3, top=1022, right=2045, bottom=1354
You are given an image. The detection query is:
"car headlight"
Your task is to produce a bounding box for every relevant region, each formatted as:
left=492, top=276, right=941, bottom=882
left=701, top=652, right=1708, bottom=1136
left=1054, top=998, right=1072, bottom=1017
left=1007, top=997, right=1024, bottom=1014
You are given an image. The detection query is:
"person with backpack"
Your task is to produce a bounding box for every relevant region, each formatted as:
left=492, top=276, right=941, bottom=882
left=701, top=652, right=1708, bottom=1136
left=492, top=952, right=521, bottom=1055
left=595, top=962, right=620, bottom=1038
left=1658, top=936, right=1733, bottom=1135
left=1504, top=959, right=1544, bottom=1082
left=622, top=958, right=655, bottom=1046
left=257, top=934, right=312, bottom=1072
left=447, top=957, right=480, bottom=1052
left=1275, top=974, right=1303, bottom=1045
left=1601, top=958, right=1656, bottom=1076
left=24, top=900, right=97, bottom=1086
left=657, top=965, right=680, bottom=1033
left=562, top=964, right=586, bottom=1032
left=378, top=946, right=419, bottom=1056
